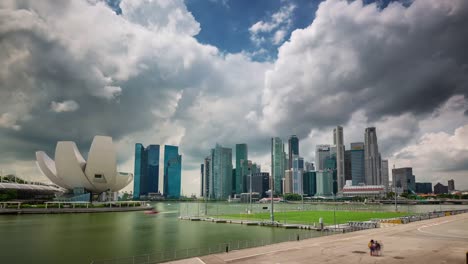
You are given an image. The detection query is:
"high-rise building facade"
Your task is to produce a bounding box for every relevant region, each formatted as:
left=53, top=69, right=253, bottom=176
left=434, top=183, right=448, bottom=194
left=292, top=155, right=303, bottom=194
left=381, top=160, right=389, bottom=192
left=415, top=182, right=432, bottom=194
left=203, top=156, right=211, bottom=199
left=315, top=171, right=333, bottom=196
left=211, top=144, right=233, bottom=199
left=364, top=127, right=381, bottom=185
left=235, top=144, right=248, bottom=194
left=288, top=135, right=299, bottom=170
left=350, top=142, right=365, bottom=186
left=344, top=150, right=352, bottom=181
left=303, top=171, right=316, bottom=196
left=251, top=162, right=261, bottom=174
left=283, top=170, right=293, bottom=194
left=448, top=179, right=455, bottom=192
left=333, top=126, right=345, bottom=192
left=245, top=172, right=270, bottom=198
left=305, top=162, right=315, bottom=172
left=315, top=145, right=331, bottom=171
left=133, top=144, right=160, bottom=199
left=392, top=167, right=415, bottom=193
left=163, top=145, right=182, bottom=199
left=200, top=164, right=204, bottom=197
left=271, top=137, right=285, bottom=195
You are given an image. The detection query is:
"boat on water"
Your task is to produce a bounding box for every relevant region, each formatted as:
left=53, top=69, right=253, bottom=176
left=144, top=209, right=159, bottom=215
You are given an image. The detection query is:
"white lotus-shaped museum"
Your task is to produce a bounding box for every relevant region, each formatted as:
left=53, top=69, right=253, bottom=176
left=36, top=136, right=133, bottom=193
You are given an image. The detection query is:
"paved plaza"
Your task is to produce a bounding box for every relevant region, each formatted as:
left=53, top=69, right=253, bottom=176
left=168, top=213, right=468, bottom=264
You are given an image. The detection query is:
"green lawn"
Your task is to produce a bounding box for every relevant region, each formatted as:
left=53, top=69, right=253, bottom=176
left=220, top=210, right=411, bottom=225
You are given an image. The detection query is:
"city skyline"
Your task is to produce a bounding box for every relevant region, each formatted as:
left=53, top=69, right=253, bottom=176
left=1, top=0, right=468, bottom=196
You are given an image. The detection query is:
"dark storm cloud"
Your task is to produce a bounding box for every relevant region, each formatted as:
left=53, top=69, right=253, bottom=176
left=0, top=0, right=208, bottom=162
left=1, top=0, right=468, bottom=192
left=260, top=0, right=468, bottom=141
left=443, top=154, right=468, bottom=172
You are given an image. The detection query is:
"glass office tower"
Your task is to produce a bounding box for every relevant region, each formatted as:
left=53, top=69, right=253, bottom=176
left=211, top=144, right=233, bottom=199
left=164, top=145, right=182, bottom=199
left=288, top=135, right=299, bottom=170
left=303, top=171, right=316, bottom=196
left=271, top=137, right=285, bottom=195
left=235, top=144, right=248, bottom=194
left=364, top=127, right=381, bottom=185
left=350, top=142, right=365, bottom=186
left=133, top=144, right=160, bottom=199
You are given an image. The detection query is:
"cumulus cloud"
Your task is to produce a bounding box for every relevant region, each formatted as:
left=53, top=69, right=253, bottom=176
left=1, top=0, right=468, bottom=194
left=120, top=0, right=200, bottom=36
left=0, top=0, right=269, bottom=190
left=392, top=123, right=468, bottom=187
left=50, top=100, right=80, bottom=113
left=0, top=113, right=21, bottom=130
left=259, top=0, right=468, bottom=138
left=249, top=3, right=296, bottom=45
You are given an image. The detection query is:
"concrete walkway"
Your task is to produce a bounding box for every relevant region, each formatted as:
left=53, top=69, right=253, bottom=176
left=166, top=213, right=468, bottom=264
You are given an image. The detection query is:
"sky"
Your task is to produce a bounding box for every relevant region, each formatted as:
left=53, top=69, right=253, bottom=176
left=0, top=0, right=467, bottom=196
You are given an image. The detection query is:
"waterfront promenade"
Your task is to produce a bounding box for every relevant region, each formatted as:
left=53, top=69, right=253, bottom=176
left=168, top=213, right=468, bottom=264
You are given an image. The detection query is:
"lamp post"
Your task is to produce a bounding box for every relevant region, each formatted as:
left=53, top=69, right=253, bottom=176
left=249, top=168, right=252, bottom=214
left=299, top=171, right=304, bottom=211
left=204, top=192, right=208, bottom=216
left=301, top=192, right=304, bottom=211
left=270, top=175, right=274, bottom=223
left=333, top=174, right=337, bottom=228
left=394, top=176, right=398, bottom=212
left=333, top=191, right=336, bottom=228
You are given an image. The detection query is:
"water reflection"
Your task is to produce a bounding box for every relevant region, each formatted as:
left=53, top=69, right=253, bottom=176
left=0, top=202, right=466, bottom=264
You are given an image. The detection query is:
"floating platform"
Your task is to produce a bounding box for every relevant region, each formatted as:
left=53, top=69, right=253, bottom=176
left=0, top=206, right=153, bottom=215
left=179, top=217, right=324, bottom=231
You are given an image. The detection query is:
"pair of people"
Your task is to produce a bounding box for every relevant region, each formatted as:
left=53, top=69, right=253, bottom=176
left=368, top=239, right=382, bottom=256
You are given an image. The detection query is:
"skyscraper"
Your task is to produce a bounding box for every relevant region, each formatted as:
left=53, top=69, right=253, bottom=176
left=251, top=162, right=261, bottom=174
left=200, top=163, right=204, bottom=197
left=283, top=170, right=293, bottom=194
left=364, top=127, right=381, bottom=185
left=292, top=155, right=304, bottom=194
left=415, top=182, right=432, bottom=194
left=271, top=137, right=285, bottom=195
left=288, top=135, right=299, bottom=170
left=344, top=150, right=352, bottom=181
left=315, top=145, right=330, bottom=170
left=324, top=154, right=338, bottom=194
left=133, top=144, right=160, bottom=200
left=235, top=144, right=248, bottom=194
left=333, top=126, right=345, bottom=192
left=381, top=159, right=389, bottom=192
left=203, top=156, right=211, bottom=199
left=303, top=171, right=316, bottom=196
left=350, top=142, right=365, bottom=186
left=315, top=171, right=333, bottom=196
left=245, top=172, right=270, bottom=198
left=448, top=179, right=455, bottom=192
left=392, top=167, right=415, bottom=193
left=305, top=161, right=315, bottom=172
left=211, top=144, right=233, bottom=199
left=232, top=168, right=236, bottom=194
left=163, top=145, right=182, bottom=199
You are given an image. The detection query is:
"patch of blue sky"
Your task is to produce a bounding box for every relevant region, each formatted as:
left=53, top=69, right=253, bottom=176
left=104, top=0, right=413, bottom=61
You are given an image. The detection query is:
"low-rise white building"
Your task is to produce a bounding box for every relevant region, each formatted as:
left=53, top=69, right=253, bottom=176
left=342, top=182, right=385, bottom=198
